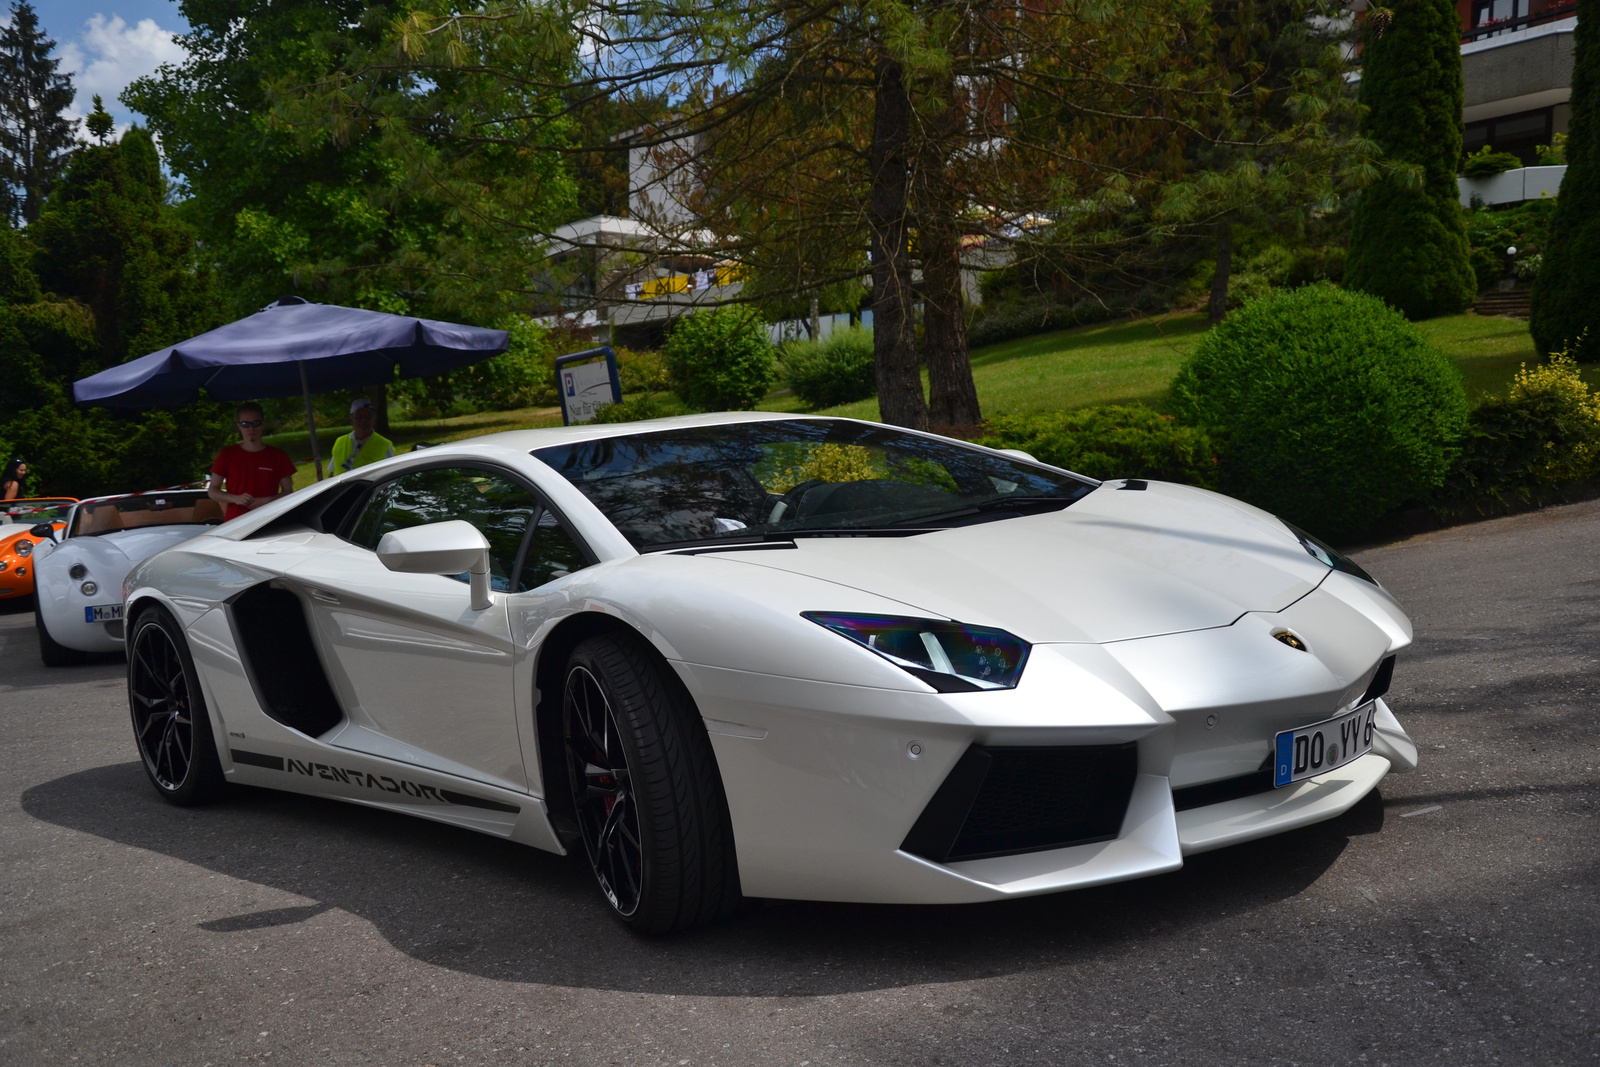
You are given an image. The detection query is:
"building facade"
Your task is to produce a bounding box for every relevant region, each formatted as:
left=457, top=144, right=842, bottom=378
left=1458, top=0, right=1577, bottom=162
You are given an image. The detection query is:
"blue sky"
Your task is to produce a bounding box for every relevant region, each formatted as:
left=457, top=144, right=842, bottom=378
left=36, top=0, right=191, bottom=130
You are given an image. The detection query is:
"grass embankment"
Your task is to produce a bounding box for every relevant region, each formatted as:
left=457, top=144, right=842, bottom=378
left=761, top=311, right=1578, bottom=423
left=266, top=311, right=1581, bottom=488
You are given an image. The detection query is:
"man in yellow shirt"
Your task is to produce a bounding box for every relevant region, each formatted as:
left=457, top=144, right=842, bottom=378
left=330, top=398, right=395, bottom=474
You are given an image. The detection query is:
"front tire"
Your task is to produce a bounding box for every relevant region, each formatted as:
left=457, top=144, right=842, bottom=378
left=562, top=633, right=740, bottom=933
left=127, top=606, right=226, bottom=805
left=36, top=608, right=87, bottom=667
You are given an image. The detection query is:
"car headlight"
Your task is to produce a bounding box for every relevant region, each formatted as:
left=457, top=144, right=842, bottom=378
left=80, top=580, right=98, bottom=596
left=802, top=612, right=1030, bottom=692
left=15, top=539, right=31, bottom=557
left=68, top=563, right=86, bottom=580
left=1284, top=521, right=1377, bottom=586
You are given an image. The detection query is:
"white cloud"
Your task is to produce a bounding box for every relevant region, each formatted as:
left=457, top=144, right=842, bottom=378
left=58, top=14, right=184, bottom=132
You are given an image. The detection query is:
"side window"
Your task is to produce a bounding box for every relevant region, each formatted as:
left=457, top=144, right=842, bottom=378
left=350, top=467, right=541, bottom=592
left=519, top=509, right=590, bottom=591
left=348, top=482, right=394, bottom=548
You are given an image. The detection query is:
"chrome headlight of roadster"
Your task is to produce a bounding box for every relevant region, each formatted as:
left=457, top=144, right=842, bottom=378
left=803, top=612, right=1030, bottom=692
left=15, top=539, right=31, bottom=557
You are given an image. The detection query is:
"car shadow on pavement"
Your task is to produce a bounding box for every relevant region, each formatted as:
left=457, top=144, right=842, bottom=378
left=21, top=760, right=1384, bottom=997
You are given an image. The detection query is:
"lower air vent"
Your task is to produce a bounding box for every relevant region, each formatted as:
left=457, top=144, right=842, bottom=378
left=1172, top=770, right=1276, bottom=812
left=901, top=743, right=1139, bottom=863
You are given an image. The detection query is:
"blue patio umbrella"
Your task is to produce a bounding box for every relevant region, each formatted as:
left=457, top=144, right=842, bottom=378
left=73, top=298, right=509, bottom=480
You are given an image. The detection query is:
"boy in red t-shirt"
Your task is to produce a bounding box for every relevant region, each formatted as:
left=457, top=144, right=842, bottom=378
left=208, top=402, right=298, bottom=521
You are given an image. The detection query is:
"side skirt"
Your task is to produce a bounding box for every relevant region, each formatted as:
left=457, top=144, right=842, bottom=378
left=222, top=745, right=564, bottom=853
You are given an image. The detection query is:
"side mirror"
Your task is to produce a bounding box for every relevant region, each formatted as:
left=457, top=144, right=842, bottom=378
left=377, top=519, right=494, bottom=610
left=29, top=523, right=57, bottom=542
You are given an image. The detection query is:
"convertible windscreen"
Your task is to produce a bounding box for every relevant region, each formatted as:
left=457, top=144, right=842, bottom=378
left=73, top=491, right=222, bottom=536
left=532, top=419, right=1094, bottom=549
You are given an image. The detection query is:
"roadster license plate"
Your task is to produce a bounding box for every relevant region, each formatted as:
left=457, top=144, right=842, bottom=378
left=1274, top=703, right=1376, bottom=787
left=86, top=604, right=123, bottom=623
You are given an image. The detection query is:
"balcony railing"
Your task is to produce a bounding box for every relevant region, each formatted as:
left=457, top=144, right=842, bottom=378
left=1463, top=2, right=1577, bottom=43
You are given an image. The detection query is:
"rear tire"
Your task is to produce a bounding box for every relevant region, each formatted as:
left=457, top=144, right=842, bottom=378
left=562, top=633, right=740, bottom=933
left=36, top=608, right=87, bottom=667
left=127, top=606, right=226, bottom=805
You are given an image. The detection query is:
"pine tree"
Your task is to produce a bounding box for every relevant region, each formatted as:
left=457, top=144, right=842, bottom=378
left=85, top=95, right=114, bottom=144
left=0, top=1, right=77, bottom=224
left=1344, top=0, right=1476, bottom=319
left=1530, top=0, right=1600, bottom=360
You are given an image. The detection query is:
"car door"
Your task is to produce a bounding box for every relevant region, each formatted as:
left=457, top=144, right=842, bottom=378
left=289, top=463, right=543, bottom=791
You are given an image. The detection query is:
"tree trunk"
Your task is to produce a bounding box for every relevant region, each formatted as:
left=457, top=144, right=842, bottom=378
left=1208, top=220, right=1234, bottom=323
left=370, top=382, right=391, bottom=435
left=916, top=83, right=981, bottom=429
left=868, top=53, right=928, bottom=430
left=921, top=222, right=981, bottom=428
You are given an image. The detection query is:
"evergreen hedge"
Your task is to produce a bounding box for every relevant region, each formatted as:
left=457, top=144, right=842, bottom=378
left=1169, top=285, right=1469, bottom=540
left=980, top=406, right=1219, bottom=488
left=1344, top=0, right=1476, bottom=320
left=1530, top=0, right=1600, bottom=360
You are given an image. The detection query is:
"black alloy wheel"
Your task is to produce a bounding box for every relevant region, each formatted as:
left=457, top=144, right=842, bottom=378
left=564, top=663, right=644, bottom=916
left=560, top=634, right=740, bottom=933
left=128, top=607, right=225, bottom=805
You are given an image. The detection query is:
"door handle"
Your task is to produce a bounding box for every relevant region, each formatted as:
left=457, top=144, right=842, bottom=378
left=310, top=589, right=340, bottom=605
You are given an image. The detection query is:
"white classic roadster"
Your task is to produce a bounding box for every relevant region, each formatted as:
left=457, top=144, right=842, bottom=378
left=35, top=489, right=223, bottom=665
left=120, top=413, right=1417, bottom=932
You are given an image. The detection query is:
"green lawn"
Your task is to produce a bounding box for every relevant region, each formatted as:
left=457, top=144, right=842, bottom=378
left=759, top=311, right=1215, bottom=421
left=263, top=310, right=1587, bottom=488
left=767, top=310, right=1596, bottom=422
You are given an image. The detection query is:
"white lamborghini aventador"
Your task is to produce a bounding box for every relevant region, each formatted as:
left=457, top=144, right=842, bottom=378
left=120, top=412, right=1417, bottom=932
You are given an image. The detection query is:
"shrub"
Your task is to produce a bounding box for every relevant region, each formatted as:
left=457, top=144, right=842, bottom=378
left=979, top=405, right=1219, bottom=487
left=1345, top=0, right=1476, bottom=320
left=1169, top=284, right=1469, bottom=540
left=1530, top=0, right=1600, bottom=359
left=781, top=327, right=876, bottom=408
left=591, top=391, right=692, bottom=424
left=1461, top=146, right=1523, bottom=178
left=664, top=305, right=776, bottom=411
left=1536, top=132, right=1568, bottom=166
left=452, top=316, right=555, bottom=412
left=616, top=346, right=670, bottom=394
left=1431, top=354, right=1600, bottom=513
left=1470, top=246, right=1502, bottom=292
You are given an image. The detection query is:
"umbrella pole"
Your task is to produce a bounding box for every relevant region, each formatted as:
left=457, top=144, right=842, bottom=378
left=299, top=361, right=324, bottom=481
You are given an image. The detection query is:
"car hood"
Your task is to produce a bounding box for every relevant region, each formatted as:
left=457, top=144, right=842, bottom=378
left=714, top=481, right=1333, bottom=643
left=63, top=526, right=210, bottom=569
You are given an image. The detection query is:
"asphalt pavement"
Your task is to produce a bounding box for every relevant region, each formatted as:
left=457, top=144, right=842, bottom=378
left=1, top=500, right=1596, bottom=1066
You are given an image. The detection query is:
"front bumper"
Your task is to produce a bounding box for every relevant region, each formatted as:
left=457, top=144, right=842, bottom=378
left=677, top=597, right=1414, bottom=905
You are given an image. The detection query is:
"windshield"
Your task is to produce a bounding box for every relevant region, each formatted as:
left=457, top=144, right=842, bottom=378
left=72, top=491, right=223, bottom=537
left=3, top=499, right=75, bottom=525
left=532, top=419, right=1094, bottom=550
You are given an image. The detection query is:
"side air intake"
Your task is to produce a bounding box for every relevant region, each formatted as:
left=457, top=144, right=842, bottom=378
left=229, top=584, right=344, bottom=738
left=901, top=743, right=1139, bottom=863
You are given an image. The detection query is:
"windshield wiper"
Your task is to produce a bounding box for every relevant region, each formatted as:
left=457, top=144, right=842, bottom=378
left=891, top=493, right=1080, bottom=527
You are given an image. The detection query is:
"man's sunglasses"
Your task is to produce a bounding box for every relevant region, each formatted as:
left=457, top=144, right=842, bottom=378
left=237, top=419, right=264, bottom=428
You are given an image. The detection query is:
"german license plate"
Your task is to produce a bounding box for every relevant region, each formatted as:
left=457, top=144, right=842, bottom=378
left=86, top=604, right=123, bottom=623
left=1274, top=703, right=1376, bottom=787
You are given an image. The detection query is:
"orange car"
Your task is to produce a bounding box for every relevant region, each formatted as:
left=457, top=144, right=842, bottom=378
left=0, top=498, right=78, bottom=600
